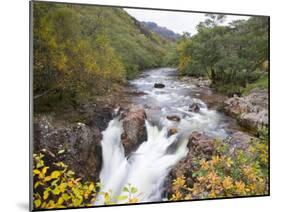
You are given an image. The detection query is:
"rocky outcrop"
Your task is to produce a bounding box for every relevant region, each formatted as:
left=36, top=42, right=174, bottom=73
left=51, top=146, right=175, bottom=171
left=224, top=89, right=268, bottom=130
left=33, top=116, right=103, bottom=181
left=154, top=83, right=165, bottom=88
left=34, top=105, right=148, bottom=180
left=121, top=106, right=147, bottom=156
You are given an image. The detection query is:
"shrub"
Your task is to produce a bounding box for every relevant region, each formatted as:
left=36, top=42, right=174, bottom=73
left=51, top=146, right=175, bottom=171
left=33, top=152, right=97, bottom=209
left=33, top=152, right=140, bottom=209
left=170, top=130, right=268, bottom=200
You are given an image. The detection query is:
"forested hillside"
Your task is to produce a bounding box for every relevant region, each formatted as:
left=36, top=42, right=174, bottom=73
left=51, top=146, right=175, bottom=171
left=33, top=2, right=170, bottom=112
left=166, top=15, right=269, bottom=96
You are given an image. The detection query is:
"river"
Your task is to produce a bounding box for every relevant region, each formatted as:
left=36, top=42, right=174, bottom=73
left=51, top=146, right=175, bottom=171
left=95, top=67, right=242, bottom=204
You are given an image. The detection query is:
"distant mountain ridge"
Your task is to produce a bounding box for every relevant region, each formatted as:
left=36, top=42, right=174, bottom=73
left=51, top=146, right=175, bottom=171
left=141, top=21, right=180, bottom=41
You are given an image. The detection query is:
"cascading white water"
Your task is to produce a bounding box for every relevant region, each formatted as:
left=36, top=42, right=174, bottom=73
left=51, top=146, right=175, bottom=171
left=95, top=67, right=236, bottom=205
left=95, top=118, right=189, bottom=204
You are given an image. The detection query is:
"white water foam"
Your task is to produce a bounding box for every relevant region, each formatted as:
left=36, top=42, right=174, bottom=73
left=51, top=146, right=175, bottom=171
left=95, top=118, right=188, bottom=204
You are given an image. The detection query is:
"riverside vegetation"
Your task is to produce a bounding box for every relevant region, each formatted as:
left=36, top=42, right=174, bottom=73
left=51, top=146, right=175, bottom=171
left=32, top=2, right=269, bottom=209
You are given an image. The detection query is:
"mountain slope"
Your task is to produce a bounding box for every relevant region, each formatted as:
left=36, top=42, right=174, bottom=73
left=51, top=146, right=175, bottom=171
left=141, top=21, right=180, bottom=41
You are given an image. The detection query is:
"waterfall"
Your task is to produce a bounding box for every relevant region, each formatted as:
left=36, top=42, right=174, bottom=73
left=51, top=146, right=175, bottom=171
left=95, top=118, right=189, bottom=204
left=95, top=67, right=234, bottom=205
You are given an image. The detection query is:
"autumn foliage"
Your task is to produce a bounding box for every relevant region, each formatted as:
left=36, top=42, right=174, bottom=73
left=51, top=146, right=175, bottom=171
left=33, top=152, right=140, bottom=209
left=170, top=129, right=268, bottom=200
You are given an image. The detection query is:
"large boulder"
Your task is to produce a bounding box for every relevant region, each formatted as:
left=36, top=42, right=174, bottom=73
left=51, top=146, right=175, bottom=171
left=224, top=89, right=268, bottom=130
left=121, top=106, right=147, bottom=156
left=33, top=116, right=102, bottom=181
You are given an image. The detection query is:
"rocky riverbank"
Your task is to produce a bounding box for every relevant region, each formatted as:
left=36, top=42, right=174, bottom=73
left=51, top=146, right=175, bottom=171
left=33, top=101, right=148, bottom=182
left=223, top=89, right=268, bottom=131
left=33, top=70, right=268, bottom=200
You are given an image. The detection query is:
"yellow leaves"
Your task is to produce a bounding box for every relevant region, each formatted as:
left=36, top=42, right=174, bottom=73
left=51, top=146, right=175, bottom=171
left=199, top=159, right=209, bottom=170
left=210, top=155, right=220, bottom=166
left=62, top=193, right=71, bottom=201
left=222, top=176, right=233, bottom=190
left=33, top=169, right=42, bottom=178
left=104, top=192, right=111, bottom=205
left=169, top=135, right=268, bottom=201
left=88, top=182, right=94, bottom=192
left=207, top=171, right=220, bottom=184
left=235, top=181, right=246, bottom=195
left=33, top=153, right=99, bottom=209
left=43, top=190, right=49, bottom=200
left=128, top=197, right=139, bottom=204
left=50, top=171, right=61, bottom=179
left=67, top=179, right=74, bottom=188
left=42, top=166, right=49, bottom=175
left=33, top=166, right=49, bottom=179
left=242, top=166, right=256, bottom=180
left=34, top=199, right=41, bottom=208
left=57, top=197, right=64, bottom=205
left=225, top=157, right=233, bottom=168
left=172, top=176, right=186, bottom=189
left=58, top=182, right=66, bottom=193
left=170, top=190, right=183, bottom=201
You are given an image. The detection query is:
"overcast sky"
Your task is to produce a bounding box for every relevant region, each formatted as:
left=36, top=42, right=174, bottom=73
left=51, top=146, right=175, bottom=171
left=125, top=8, right=250, bottom=35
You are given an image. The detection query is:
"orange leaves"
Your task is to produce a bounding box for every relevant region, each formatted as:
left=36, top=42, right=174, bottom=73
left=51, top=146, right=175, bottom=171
left=199, top=159, right=209, bottom=170
left=222, top=176, right=233, bottom=190
left=169, top=136, right=268, bottom=201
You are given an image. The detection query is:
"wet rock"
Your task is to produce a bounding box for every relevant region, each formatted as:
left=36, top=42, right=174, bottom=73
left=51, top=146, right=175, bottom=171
left=224, top=89, right=268, bottom=130
left=154, top=83, right=165, bottom=88
left=121, top=106, right=147, bottom=156
left=80, top=103, right=114, bottom=132
left=167, top=115, right=181, bottom=122
left=189, top=103, right=200, bottom=113
left=33, top=115, right=102, bottom=181
left=168, top=128, right=178, bottom=136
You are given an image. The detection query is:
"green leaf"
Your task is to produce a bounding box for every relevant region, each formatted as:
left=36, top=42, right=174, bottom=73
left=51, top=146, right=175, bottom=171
left=122, top=186, right=129, bottom=192
left=33, top=169, right=41, bottom=176
left=52, top=187, right=61, bottom=195
left=34, top=199, right=41, bottom=208
left=51, top=171, right=61, bottom=179
left=131, top=187, right=138, bottom=194
left=57, top=197, right=64, bottom=205
left=62, top=193, right=71, bottom=201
